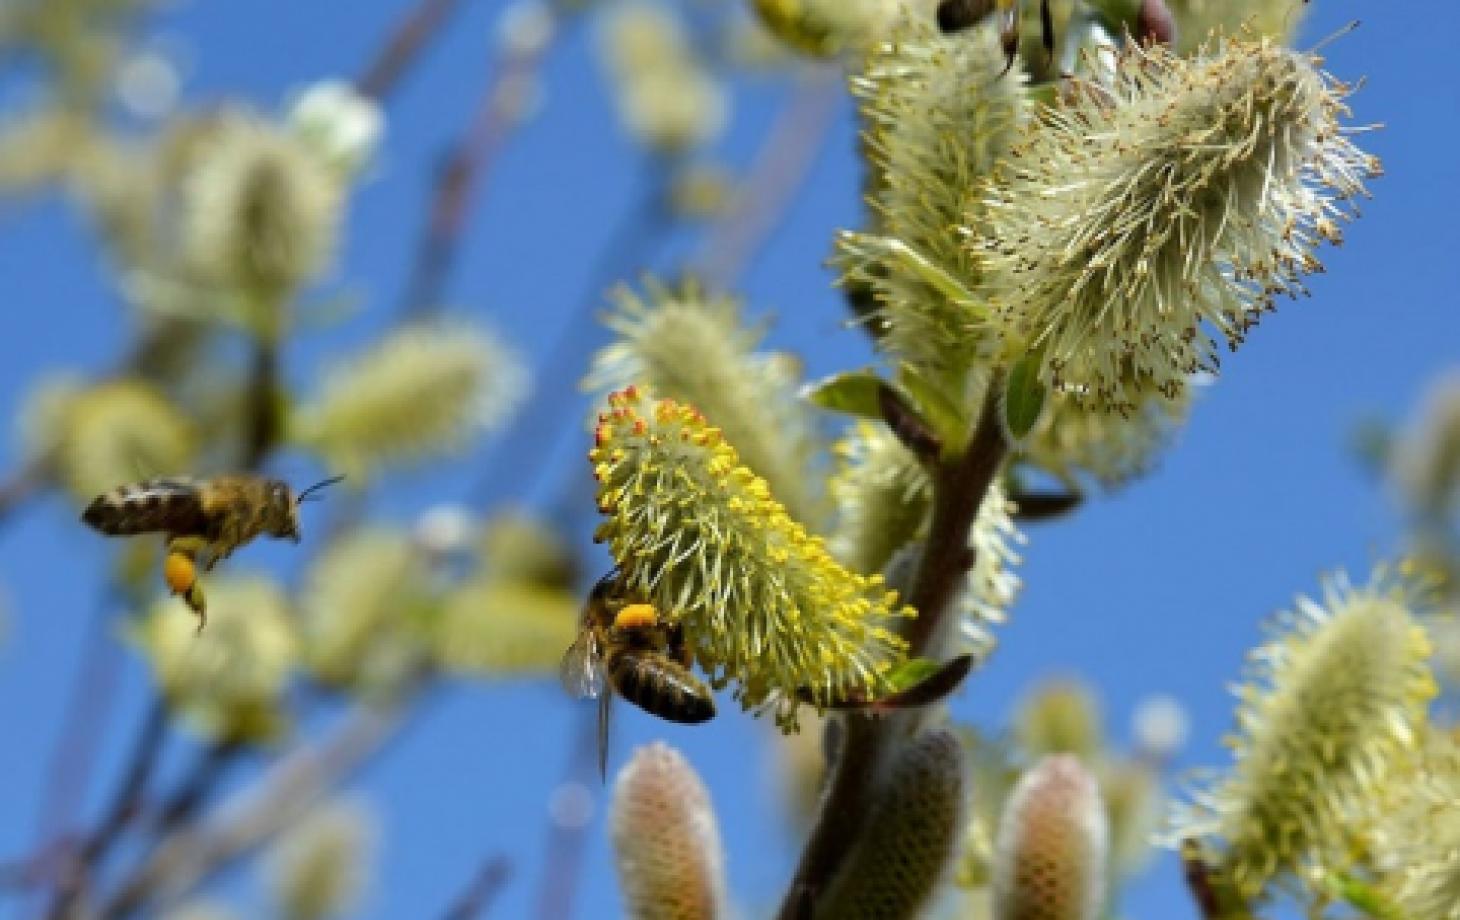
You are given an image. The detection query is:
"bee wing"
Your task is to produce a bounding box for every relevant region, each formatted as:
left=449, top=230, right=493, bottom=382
left=559, top=632, right=606, bottom=700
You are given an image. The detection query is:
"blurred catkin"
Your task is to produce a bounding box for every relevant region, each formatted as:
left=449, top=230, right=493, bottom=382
left=265, top=798, right=376, bottom=920
left=130, top=575, right=298, bottom=744
left=29, top=378, right=196, bottom=501
left=1023, top=383, right=1191, bottom=489
left=611, top=742, right=725, bottom=920
left=815, top=728, right=966, bottom=920
left=1014, top=679, right=1103, bottom=762
left=598, top=2, right=726, bottom=154
left=181, top=110, right=344, bottom=302
left=976, top=37, right=1379, bottom=411
left=292, top=323, right=525, bottom=481
left=476, top=512, right=576, bottom=589
left=748, top=0, right=904, bottom=57
left=286, top=80, right=384, bottom=178
left=298, top=528, right=431, bottom=694
left=1165, top=0, right=1308, bottom=56
left=1174, top=570, right=1437, bottom=900
left=591, top=388, right=910, bottom=726
left=434, top=579, right=580, bottom=676
left=585, top=278, right=821, bottom=524
left=1391, top=369, right=1460, bottom=520
left=992, top=754, right=1109, bottom=920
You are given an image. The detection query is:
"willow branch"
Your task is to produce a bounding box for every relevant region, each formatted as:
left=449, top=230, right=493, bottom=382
left=44, top=699, right=168, bottom=919
left=356, top=0, right=469, bottom=100
left=399, top=10, right=566, bottom=318
left=99, top=703, right=404, bottom=919
left=440, top=855, right=511, bottom=920
left=692, top=65, right=842, bottom=290
left=775, top=382, right=1007, bottom=920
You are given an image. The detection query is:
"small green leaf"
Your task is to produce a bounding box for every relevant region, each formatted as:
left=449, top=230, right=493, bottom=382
left=1002, top=356, right=1047, bottom=443
left=802, top=369, right=885, bottom=419
left=897, top=365, right=969, bottom=451
left=885, top=657, right=944, bottom=693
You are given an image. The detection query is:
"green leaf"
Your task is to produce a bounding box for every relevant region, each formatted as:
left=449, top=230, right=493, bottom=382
left=1002, top=356, right=1047, bottom=443
left=885, top=657, right=944, bottom=693
left=897, top=365, right=969, bottom=451
left=802, top=369, right=885, bottom=420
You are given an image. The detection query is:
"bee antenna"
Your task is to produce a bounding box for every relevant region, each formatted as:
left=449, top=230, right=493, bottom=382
left=297, top=474, right=346, bottom=503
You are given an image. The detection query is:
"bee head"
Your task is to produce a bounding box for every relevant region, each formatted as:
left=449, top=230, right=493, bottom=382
left=272, top=474, right=345, bottom=543
left=264, top=481, right=302, bottom=542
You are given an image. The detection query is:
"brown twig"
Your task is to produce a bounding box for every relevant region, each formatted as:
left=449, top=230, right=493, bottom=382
left=692, top=65, right=843, bottom=290
left=775, top=383, right=1008, bottom=920
left=399, top=9, right=566, bottom=318
left=440, top=855, right=512, bottom=920
left=99, top=703, right=405, bottom=919
left=356, top=0, right=470, bottom=100
left=468, top=163, right=671, bottom=511
left=531, top=708, right=601, bottom=920
left=44, top=699, right=168, bottom=919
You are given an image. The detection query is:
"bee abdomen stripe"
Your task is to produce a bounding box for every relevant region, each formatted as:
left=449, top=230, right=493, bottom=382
left=81, top=481, right=209, bottom=536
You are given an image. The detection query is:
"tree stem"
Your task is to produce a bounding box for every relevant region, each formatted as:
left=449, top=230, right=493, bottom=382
left=774, top=381, right=1007, bottom=919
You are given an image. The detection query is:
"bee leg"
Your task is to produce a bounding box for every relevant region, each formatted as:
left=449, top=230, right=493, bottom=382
left=597, top=691, right=612, bottom=782
left=202, top=546, right=230, bottom=572
left=162, top=545, right=208, bottom=634
left=666, top=623, right=694, bottom=670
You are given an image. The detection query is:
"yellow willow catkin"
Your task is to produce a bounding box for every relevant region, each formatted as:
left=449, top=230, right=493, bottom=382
left=992, top=754, right=1109, bottom=920
left=1174, top=570, right=1436, bottom=900
left=976, top=36, right=1379, bottom=412
left=830, top=421, right=1021, bottom=661
left=610, top=742, right=725, bottom=920
left=815, top=728, right=966, bottom=920
left=585, top=278, right=821, bottom=524
left=591, top=387, right=910, bottom=728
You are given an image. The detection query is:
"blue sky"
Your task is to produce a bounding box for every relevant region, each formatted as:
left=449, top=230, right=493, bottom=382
left=1, top=1, right=1457, bottom=918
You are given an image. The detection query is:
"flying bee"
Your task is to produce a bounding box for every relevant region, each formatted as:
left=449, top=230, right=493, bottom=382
left=82, top=473, right=343, bottom=630
left=559, top=572, right=716, bottom=778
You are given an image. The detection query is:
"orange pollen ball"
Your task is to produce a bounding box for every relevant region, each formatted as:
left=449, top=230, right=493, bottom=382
left=163, top=551, right=197, bottom=596
left=614, top=603, right=659, bottom=631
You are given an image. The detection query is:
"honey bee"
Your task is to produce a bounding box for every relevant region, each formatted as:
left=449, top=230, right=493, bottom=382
left=560, top=573, right=716, bottom=778
left=82, top=473, right=342, bottom=629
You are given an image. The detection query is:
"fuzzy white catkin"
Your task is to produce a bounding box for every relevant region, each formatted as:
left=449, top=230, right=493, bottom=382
left=977, top=38, right=1379, bottom=412
left=611, top=742, right=725, bottom=920
left=992, top=755, right=1108, bottom=920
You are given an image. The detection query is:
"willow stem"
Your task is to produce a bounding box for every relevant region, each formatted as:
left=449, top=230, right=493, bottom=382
left=774, top=380, right=1007, bottom=919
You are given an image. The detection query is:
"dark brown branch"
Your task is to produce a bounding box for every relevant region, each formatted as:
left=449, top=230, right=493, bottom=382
left=1181, top=839, right=1222, bottom=920
left=356, top=0, right=469, bottom=100
left=440, top=855, right=511, bottom=920
left=775, top=383, right=1008, bottom=920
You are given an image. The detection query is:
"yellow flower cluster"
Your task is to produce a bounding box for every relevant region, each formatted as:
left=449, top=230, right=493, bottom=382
left=590, top=387, right=911, bottom=727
